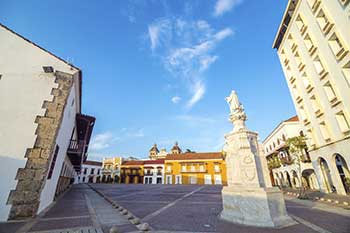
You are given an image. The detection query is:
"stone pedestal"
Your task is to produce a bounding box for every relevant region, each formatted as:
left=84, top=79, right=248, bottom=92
left=221, top=186, right=295, bottom=228
left=220, top=90, right=295, bottom=228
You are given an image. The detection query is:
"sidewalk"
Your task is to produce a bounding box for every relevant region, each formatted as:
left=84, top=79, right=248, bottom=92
left=282, top=187, right=350, bottom=209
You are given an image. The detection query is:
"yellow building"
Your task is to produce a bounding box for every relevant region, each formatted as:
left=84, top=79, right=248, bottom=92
left=164, top=152, right=227, bottom=185
left=120, top=160, right=144, bottom=184
left=102, top=157, right=123, bottom=183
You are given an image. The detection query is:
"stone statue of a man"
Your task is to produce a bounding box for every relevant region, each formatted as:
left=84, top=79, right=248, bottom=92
left=225, top=90, right=241, bottom=114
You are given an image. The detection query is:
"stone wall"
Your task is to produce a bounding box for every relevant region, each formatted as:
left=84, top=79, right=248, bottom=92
left=6, top=71, right=74, bottom=220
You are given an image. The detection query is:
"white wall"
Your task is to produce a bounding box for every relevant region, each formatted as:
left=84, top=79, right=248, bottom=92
left=0, top=25, right=78, bottom=221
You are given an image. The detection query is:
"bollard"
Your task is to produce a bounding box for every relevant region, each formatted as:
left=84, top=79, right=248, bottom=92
left=137, top=223, right=149, bottom=231
left=121, top=209, right=128, bottom=215
left=110, top=226, right=119, bottom=233
left=126, top=213, right=134, bottom=219
left=130, top=218, right=140, bottom=225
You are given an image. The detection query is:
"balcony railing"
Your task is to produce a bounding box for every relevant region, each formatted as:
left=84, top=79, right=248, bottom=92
left=144, top=172, right=153, bottom=176
left=67, top=139, right=85, bottom=154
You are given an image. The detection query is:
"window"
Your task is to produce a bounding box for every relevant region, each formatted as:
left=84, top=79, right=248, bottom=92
left=84, top=168, right=87, bottom=175
left=166, top=166, right=171, bottom=172
left=299, top=106, right=307, bottom=122
left=214, top=164, right=220, bottom=173
left=97, top=169, right=100, bottom=175
left=335, top=112, right=350, bottom=133
left=313, top=56, right=326, bottom=76
left=316, top=9, right=333, bottom=34
left=294, top=52, right=303, bottom=69
left=301, top=72, right=312, bottom=90
left=307, top=0, right=320, bottom=11
left=339, top=0, right=350, bottom=6
left=181, top=165, right=187, bottom=172
left=310, top=95, right=322, bottom=114
left=329, top=33, right=347, bottom=60
left=199, top=165, right=205, bottom=172
left=292, top=85, right=300, bottom=100
left=295, top=15, right=306, bottom=33
left=82, top=177, right=85, bottom=182
left=191, top=165, right=196, bottom=172
left=323, top=82, right=337, bottom=103
left=48, top=145, right=59, bottom=179
left=282, top=134, right=286, bottom=141
left=319, top=121, right=331, bottom=142
left=343, top=61, right=350, bottom=86
left=90, top=168, right=95, bottom=175
left=304, top=34, right=316, bottom=54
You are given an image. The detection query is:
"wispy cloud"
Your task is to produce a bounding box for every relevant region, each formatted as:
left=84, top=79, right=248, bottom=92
left=147, top=18, right=233, bottom=108
left=90, top=132, right=119, bottom=151
left=213, top=0, right=242, bottom=17
left=171, top=96, right=181, bottom=104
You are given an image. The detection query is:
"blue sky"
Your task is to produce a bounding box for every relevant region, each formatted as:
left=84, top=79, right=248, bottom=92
left=1, top=0, right=296, bottom=160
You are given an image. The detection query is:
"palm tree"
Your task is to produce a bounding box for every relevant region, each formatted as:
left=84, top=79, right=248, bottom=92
left=286, top=135, right=308, bottom=199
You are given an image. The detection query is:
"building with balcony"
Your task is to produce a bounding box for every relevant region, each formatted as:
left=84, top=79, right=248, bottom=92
left=101, top=157, right=122, bottom=183
left=263, top=116, right=319, bottom=190
left=75, top=160, right=102, bottom=184
left=120, top=160, right=144, bottom=184
left=143, top=159, right=165, bottom=184
left=164, top=152, right=227, bottom=185
left=273, top=0, right=350, bottom=195
left=0, top=24, right=95, bottom=220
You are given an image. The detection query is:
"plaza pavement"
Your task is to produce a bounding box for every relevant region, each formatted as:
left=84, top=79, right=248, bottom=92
left=0, top=184, right=349, bottom=233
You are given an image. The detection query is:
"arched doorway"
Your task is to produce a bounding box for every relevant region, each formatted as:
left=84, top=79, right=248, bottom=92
left=102, top=175, right=106, bottom=183
left=88, top=176, right=94, bottom=183
left=280, top=172, right=285, bottom=187
left=319, top=157, right=335, bottom=193
left=107, top=175, right=113, bottom=183
left=96, top=176, right=101, bottom=183
left=284, top=171, right=292, bottom=188
left=302, top=169, right=318, bottom=190
left=114, top=175, right=120, bottom=183
left=334, top=154, right=350, bottom=194
left=291, top=170, right=299, bottom=188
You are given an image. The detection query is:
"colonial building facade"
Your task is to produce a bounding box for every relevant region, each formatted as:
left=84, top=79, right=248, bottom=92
left=143, top=159, right=165, bottom=184
left=120, top=160, right=144, bottom=184
left=0, top=24, right=95, bottom=220
left=164, top=152, right=227, bottom=185
left=263, top=116, right=319, bottom=190
left=75, top=160, right=102, bottom=184
left=101, top=157, right=122, bottom=183
left=273, top=0, right=350, bottom=195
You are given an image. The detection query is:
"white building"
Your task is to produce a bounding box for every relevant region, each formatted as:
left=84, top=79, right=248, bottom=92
left=263, top=116, right=319, bottom=190
left=273, top=0, right=350, bottom=195
left=0, top=24, right=95, bottom=220
left=75, top=161, right=102, bottom=183
left=143, top=159, right=165, bottom=184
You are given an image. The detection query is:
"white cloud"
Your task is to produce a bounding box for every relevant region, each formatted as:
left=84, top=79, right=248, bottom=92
left=90, top=132, right=118, bottom=151
left=213, top=0, right=242, bottom=17
left=148, top=18, right=171, bottom=51
left=171, top=96, right=181, bottom=104
left=186, top=80, right=205, bottom=108
left=148, top=18, right=233, bottom=108
left=126, top=128, right=145, bottom=138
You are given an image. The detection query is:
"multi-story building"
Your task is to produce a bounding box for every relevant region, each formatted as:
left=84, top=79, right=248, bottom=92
left=273, top=0, right=350, bottom=195
left=120, top=160, right=144, bottom=184
left=164, top=152, right=227, bottom=185
left=263, top=116, right=319, bottom=190
left=143, top=159, right=165, bottom=184
left=0, top=24, right=95, bottom=220
left=101, top=157, right=122, bottom=183
left=75, top=160, right=102, bottom=183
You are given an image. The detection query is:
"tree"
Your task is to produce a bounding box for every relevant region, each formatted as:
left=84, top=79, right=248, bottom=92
left=286, top=135, right=308, bottom=199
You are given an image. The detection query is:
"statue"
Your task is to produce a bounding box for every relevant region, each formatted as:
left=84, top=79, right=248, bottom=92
left=225, top=90, right=241, bottom=114
left=220, top=90, right=295, bottom=228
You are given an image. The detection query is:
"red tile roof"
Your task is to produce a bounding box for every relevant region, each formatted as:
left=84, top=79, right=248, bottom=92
left=144, top=159, right=165, bottom=164
left=284, top=115, right=299, bottom=122
left=165, top=152, right=223, bottom=161
left=122, top=160, right=144, bottom=166
left=84, top=160, right=102, bottom=166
